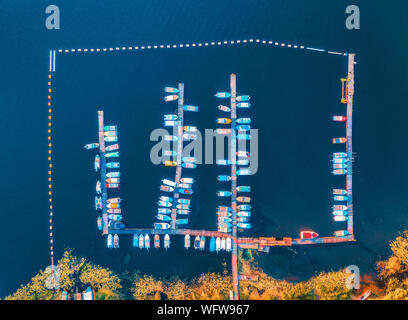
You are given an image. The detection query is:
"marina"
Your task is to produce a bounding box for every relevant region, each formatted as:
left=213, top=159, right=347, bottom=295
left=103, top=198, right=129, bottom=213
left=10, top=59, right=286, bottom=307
left=83, top=53, right=355, bottom=299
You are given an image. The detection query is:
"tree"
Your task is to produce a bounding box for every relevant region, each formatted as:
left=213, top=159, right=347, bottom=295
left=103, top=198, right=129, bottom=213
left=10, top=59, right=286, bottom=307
left=390, top=231, right=408, bottom=267
left=131, top=275, right=163, bottom=300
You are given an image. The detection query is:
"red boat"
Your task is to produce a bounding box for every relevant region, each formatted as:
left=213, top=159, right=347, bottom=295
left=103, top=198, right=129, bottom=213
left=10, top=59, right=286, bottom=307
left=300, top=231, right=319, bottom=240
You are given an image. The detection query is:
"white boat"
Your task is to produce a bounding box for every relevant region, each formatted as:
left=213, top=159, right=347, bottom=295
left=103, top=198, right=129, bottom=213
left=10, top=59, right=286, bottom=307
left=226, top=238, right=232, bottom=252
left=96, top=181, right=101, bottom=194
left=180, top=178, right=194, bottom=184
left=94, top=154, right=100, bottom=172
left=144, top=234, right=150, bottom=249
left=216, top=237, right=221, bottom=252
left=162, top=179, right=176, bottom=187
left=84, top=143, right=99, bottom=150
left=164, top=234, right=170, bottom=249
left=184, top=234, right=190, bottom=249
left=221, top=238, right=226, bottom=250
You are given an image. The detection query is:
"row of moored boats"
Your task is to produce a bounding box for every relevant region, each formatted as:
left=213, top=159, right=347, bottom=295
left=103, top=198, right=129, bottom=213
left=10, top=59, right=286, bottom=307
left=215, top=91, right=252, bottom=232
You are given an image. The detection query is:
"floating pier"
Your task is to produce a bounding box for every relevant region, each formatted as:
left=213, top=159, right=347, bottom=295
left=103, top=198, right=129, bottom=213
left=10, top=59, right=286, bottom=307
left=346, top=54, right=355, bottom=236
left=97, top=111, right=109, bottom=235
left=171, top=83, right=184, bottom=230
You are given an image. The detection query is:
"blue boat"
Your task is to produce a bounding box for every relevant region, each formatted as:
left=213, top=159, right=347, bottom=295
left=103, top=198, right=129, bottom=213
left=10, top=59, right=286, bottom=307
left=182, top=162, right=197, bottom=169
left=107, top=234, right=113, bottom=248
left=194, top=235, right=200, bottom=249
left=179, top=188, right=193, bottom=195
left=217, top=175, right=231, bottom=182
left=178, top=199, right=190, bottom=204
left=237, top=134, right=251, bottom=140
left=237, top=223, right=251, bottom=229
left=108, top=220, right=125, bottom=229
left=237, top=186, right=251, bottom=192
left=236, top=118, right=251, bottom=124
left=183, top=105, right=199, bottom=112
left=97, top=217, right=102, bottom=230
left=155, top=223, right=171, bottom=230
left=133, top=234, right=139, bottom=247
left=138, top=234, right=144, bottom=248
left=215, top=92, right=231, bottom=98
left=216, top=159, right=232, bottom=165
left=176, top=218, right=189, bottom=225
left=210, top=237, right=216, bottom=252
left=156, top=214, right=172, bottom=221
left=237, top=169, right=251, bottom=176
left=217, top=191, right=232, bottom=197
left=237, top=102, right=250, bottom=108
left=236, top=95, right=250, bottom=102
left=237, top=125, right=251, bottom=131
left=106, top=162, right=120, bottom=168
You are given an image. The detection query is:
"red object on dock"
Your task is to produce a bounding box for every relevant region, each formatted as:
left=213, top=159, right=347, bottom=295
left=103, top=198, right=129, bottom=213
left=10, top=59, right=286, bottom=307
left=300, top=231, right=319, bottom=240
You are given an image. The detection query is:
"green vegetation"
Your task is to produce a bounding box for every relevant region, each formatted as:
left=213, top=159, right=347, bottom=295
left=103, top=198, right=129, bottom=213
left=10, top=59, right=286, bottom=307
left=6, top=231, right=408, bottom=300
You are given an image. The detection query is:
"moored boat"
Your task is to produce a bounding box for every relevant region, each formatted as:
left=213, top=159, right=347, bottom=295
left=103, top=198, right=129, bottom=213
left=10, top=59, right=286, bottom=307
left=106, top=172, right=120, bottom=178
left=164, top=87, right=179, bottom=94
left=215, top=92, right=231, bottom=98
left=95, top=196, right=102, bottom=210
left=106, top=162, right=120, bottom=168
left=144, top=235, right=150, bottom=249
left=217, top=191, right=232, bottom=197
left=106, top=144, right=119, bottom=151
left=180, top=178, right=194, bottom=184
left=183, top=105, right=199, bottom=112
left=334, top=230, right=350, bottom=237
left=332, top=137, right=347, bottom=144
left=133, top=234, right=138, bottom=247
left=107, top=208, right=121, bottom=214
left=96, top=181, right=101, bottom=194
left=158, top=208, right=172, bottom=214
left=216, top=237, right=221, bottom=251
left=106, top=183, right=119, bottom=188
left=160, top=185, right=174, bottom=192
left=216, top=159, right=231, bottom=165
left=216, top=118, right=232, bottom=124
left=107, top=197, right=121, bottom=203
left=333, top=116, right=347, bottom=122
left=218, top=105, right=231, bottom=112
left=226, top=238, right=232, bottom=252
left=164, top=234, right=170, bottom=249
left=113, top=234, right=119, bottom=248
left=194, top=235, right=200, bottom=250
left=154, top=235, right=160, bottom=249
left=237, top=186, right=251, bottom=192
left=237, top=118, right=251, bottom=124
left=156, top=214, right=171, bottom=221
left=179, top=188, right=193, bottom=195
left=106, top=152, right=119, bottom=158
left=217, top=175, right=231, bottom=182
left=334, top=195, right=348, bottom=201
left=94, top=154, right=100, bottom=171
left=199, top=236, right=205, bottom=250
left=154, top=222, right=170, bottom=230
left=84, top=143, right=99, bottom=150
left=210, top=237, right=216, bottom=252
left=334, top=215, right=348, bottom=222
left=107, top=234, right=113, bottom=248
left=300, top=231, right=319, bottom=240
left=181, top=162, right=197, bottom=169
left=237, top=196, right=251, bottom=203
left=164, top=94, right=179, bottom=102
left=184, top=234, right=190, bottom=249
left=97, top=217, right=102, bottom=230
left=215, top=128, right=232, bottom=135
left=139, top=234, right=144, bottom=248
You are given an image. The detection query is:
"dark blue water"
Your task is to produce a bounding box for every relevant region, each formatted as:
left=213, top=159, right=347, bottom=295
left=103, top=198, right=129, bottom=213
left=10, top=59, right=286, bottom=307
left=1, top=0, right=407, bottom=296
